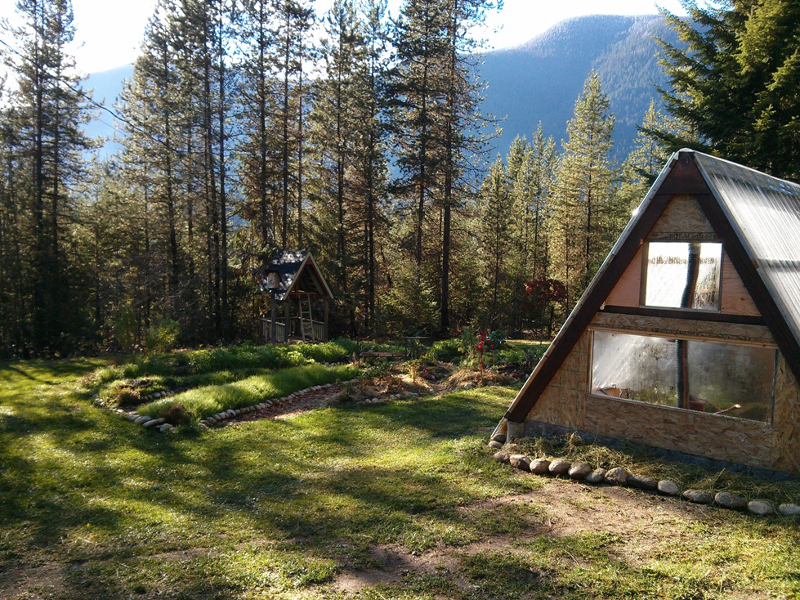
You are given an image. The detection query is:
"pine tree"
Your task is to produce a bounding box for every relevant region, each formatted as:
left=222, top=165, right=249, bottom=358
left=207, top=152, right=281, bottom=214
left=505, top=125, right=557, bottom=330
left=307, top=0, right=362, bottom=334
left=272, top=0, right=315, bottom=248
left=658, top=0, right=800, bottom=179
left=478, top=157, right=512, bottom=324
left=5, top=0, right=93, bottom=354
left=552, top=71, right=616, bottom=308
left=238, top=0, right=280, bottom=251
left=618, top=100, right=675, bottom=212
left=118, top=0, right=184, bottom=318
left=438, top=0, right=500, bottom=334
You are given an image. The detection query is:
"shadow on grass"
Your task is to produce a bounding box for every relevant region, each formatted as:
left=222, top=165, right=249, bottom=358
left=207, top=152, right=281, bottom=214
left=3, top=361, right=797, bottom=599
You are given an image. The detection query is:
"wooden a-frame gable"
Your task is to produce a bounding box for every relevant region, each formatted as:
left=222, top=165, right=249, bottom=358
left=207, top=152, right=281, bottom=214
left=503, top=150, right=800, bottom=473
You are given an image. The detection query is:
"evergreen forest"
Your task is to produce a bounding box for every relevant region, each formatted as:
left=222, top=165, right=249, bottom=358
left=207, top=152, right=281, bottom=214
left=0, top=0, right=798, bottom=357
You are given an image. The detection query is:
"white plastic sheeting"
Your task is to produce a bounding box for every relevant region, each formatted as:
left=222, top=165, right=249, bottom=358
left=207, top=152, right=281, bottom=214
left=591, top=331, right=677, bottom=406
left=591, top=330, right=776, bottom=422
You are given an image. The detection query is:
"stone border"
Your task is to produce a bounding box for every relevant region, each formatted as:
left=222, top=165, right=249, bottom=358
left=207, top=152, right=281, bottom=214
left=109, top=373, right=431, bottom=434
left=491, top=446, right=800, bottom=518
left=197, top=379, right=359, bottom=427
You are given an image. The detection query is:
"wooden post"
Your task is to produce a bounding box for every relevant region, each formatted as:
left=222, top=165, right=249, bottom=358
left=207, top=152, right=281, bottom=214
left=284, top=299, right=290, bottom=342
left=324, top=298, right=329, bottom=341
left=270, top=294, right=277, bottom=343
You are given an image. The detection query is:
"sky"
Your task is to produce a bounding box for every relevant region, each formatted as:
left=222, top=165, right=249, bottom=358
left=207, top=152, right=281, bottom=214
left=4, top=0, right=688, bottom=75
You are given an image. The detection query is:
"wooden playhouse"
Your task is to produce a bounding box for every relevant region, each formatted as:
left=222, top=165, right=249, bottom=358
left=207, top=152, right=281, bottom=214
left=498, top=149, right=800, bottom=475
left=255, top=249, right=334, bottom=344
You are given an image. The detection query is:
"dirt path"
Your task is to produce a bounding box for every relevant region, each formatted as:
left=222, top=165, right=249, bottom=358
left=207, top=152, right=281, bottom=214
left=333, top=476, right=718, bottom=593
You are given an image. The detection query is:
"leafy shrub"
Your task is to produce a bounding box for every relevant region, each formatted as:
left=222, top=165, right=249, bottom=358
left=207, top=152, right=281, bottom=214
left=145, top=318, right=181, bottom=354
left=425, top=339, right=462, bottom=363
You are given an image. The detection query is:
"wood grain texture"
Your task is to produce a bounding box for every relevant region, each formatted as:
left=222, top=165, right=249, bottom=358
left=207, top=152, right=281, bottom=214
left=590, top=312, right=775, bottom=346
left=649, top=195, right=718, bottom=238
left=526, top=332, right=589, bottom=428
left=583, top=394, right=773, bottom=468
left=771, top=354, right=800, bottom=474
left=604, top=247, right=642, bottom=307
left=720, top=252, right=760, bottom=316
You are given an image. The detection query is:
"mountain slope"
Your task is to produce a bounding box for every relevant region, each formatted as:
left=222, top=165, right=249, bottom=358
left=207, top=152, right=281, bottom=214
left=479, top=14, right=677, bottom=160
left=84, top=64, right=133, bottom=154
left=83, top=15, right=677, bottom=162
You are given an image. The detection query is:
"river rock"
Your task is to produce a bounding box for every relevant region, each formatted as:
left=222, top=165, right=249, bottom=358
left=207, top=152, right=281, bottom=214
left=488, top=439, right=503, bottom=449
left=627, top=474, right=658, bottom=491
left=585, top=468, right=606, bottom=484
left=748, top=500, right=774, bottom=515
left=568, top=463, right=592, bottom=480
left=143, top=418, right=165, bottom=429
left=657, top=480, right=681, bottom=496
left=548, top=458, right=571, bottom=476
left=509, top=454, right=532, bottom=470
left=778, top=503, right=800, bottom=516
left=134, top=416, right=150, bottom=425
left=159, top=423, right=173, bottom=433
left=493, top=451, right=510, bottom=463
left=529, top=459, right=551, bottom=475
left=715, top=492, right=748, bottom=510
left=682, top=489, right=714, bottom=504
left=604, top=467, right=629, bottom=486
left=124, top=414, right=139, bottom=422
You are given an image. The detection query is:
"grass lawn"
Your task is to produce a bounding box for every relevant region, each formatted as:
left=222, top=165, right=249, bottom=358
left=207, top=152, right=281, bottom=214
left=1, top=357, right=799, bottom=599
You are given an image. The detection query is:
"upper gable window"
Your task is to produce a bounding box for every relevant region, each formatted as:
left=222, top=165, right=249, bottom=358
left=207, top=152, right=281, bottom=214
left=643, top=242, right=722, bottom=310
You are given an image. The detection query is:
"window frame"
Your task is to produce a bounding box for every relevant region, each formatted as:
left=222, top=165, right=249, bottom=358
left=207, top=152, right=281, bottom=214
left=639, top=237, right=724, bottom=313
left=587, top=327, right=778, bottom=425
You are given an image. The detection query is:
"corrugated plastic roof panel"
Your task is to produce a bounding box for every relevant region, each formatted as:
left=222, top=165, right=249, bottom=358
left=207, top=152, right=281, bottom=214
left=693, top=151, right=800, bottom=345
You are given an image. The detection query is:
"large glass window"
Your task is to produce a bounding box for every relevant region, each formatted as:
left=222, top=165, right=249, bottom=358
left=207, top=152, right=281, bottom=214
left=643, top=242, right=722, bottom=310
left=591, top=330, right=775, bottom=423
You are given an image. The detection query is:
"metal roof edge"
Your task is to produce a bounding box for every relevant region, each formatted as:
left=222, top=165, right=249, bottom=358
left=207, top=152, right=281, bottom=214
left=689, top=151, right=800, bottom=355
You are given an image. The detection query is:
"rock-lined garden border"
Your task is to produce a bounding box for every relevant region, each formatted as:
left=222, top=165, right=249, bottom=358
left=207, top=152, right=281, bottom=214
left=491, top=446, right=800, bottom=518
left=112, top=377, right=428, bottom=433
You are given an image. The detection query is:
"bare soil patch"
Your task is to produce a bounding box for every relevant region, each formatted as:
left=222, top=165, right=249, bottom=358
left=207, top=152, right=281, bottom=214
left=332, top=476, right=716, bottom=593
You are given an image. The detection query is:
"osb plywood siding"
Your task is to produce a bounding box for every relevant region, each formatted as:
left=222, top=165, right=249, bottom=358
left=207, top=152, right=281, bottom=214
left=526, top=332, right=589, bottom=428
left=605, top=247, right=642, bottom=307
left=583, top=395, right=772, bottom=468
left=720, top=252, right=760, bottom=316
left=648, top=195, right=719, bottom=240
left=772, top=354, right=800, bottom=473
left=591, top=312, right=775, bottom=346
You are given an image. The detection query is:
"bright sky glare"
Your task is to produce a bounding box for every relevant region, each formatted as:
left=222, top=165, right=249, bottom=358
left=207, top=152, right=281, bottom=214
left=6, top=0, right=688, bottom=74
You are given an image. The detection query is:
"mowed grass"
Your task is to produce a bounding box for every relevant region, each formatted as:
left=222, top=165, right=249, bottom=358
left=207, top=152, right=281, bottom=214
left=1, top=358, right=799, bottom=599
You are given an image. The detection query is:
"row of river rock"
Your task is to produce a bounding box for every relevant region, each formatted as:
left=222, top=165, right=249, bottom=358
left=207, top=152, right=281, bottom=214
left=492, top=448, right=800, bottom=518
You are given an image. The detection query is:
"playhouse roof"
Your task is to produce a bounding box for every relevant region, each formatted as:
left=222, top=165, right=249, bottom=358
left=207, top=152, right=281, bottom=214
left=505, top=149, right=800, bottom=422
left=256, top=249, right=334, bottom=302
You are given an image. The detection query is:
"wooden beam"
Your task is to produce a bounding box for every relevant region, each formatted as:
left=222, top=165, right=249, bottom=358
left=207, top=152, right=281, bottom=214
left=324, top=298, right=329, bottom=342
left=505, top=152, right=710, bottom=422
left=601, top=305, right=765, bottom=326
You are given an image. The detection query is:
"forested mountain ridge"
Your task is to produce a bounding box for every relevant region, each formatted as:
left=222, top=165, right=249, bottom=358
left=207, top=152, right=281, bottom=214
left=86, top=15, right=676, bottom=159
left=480, top=14, right=677, bottom=159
